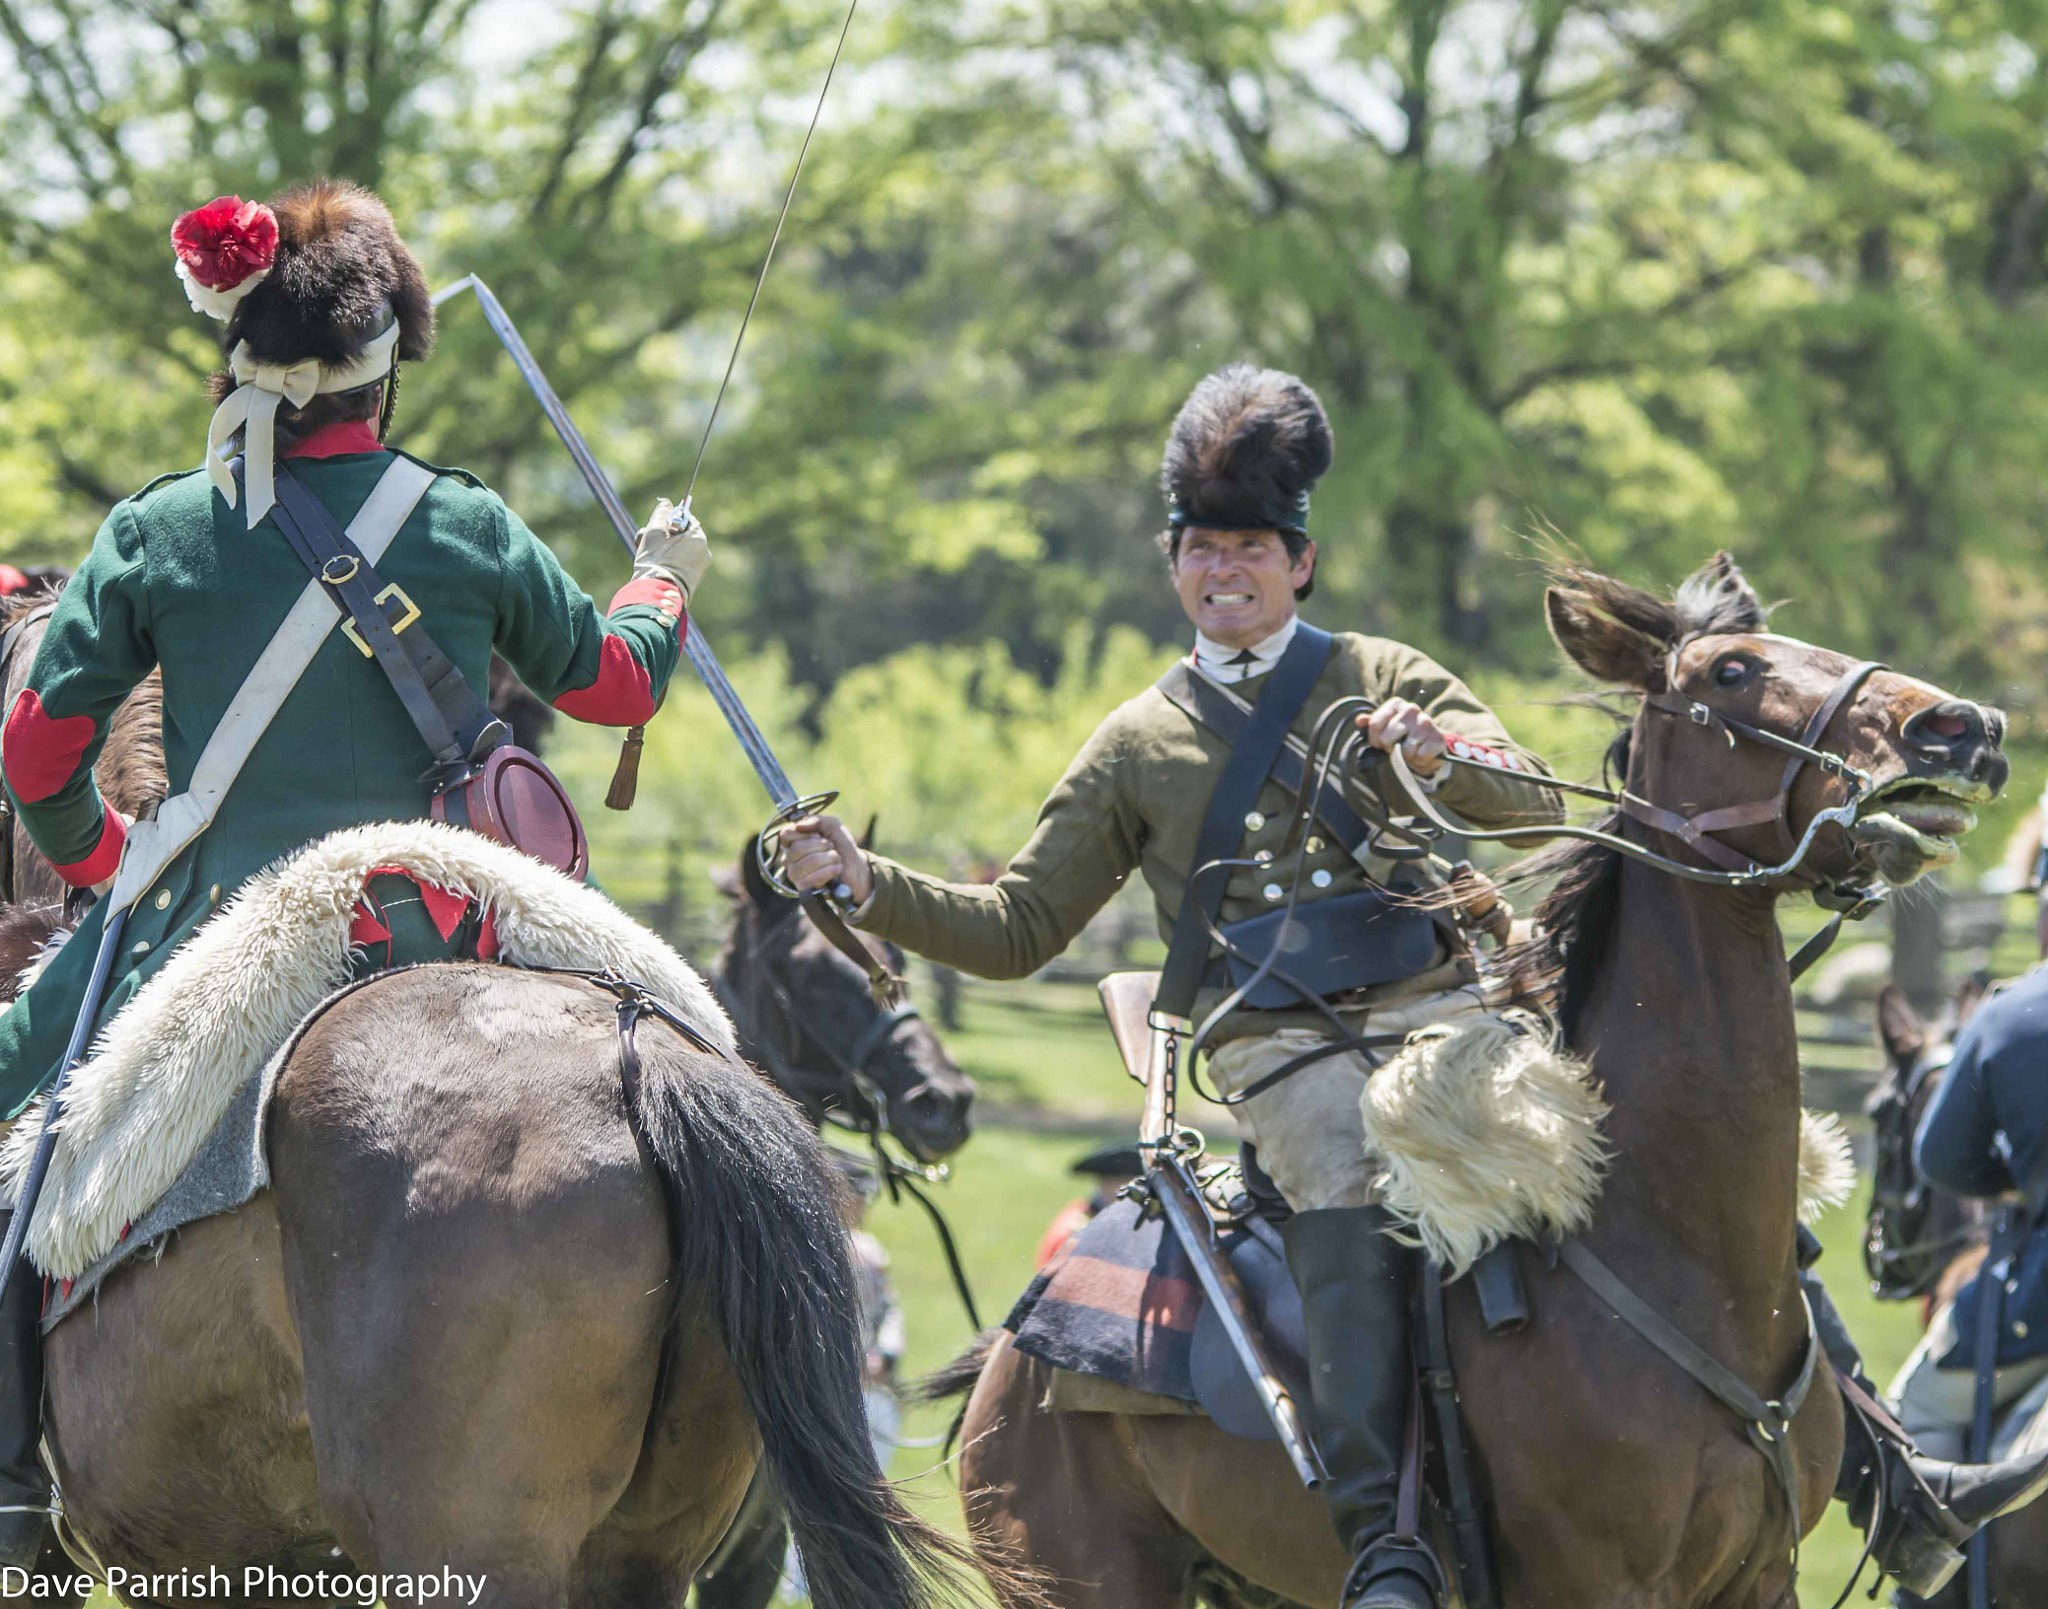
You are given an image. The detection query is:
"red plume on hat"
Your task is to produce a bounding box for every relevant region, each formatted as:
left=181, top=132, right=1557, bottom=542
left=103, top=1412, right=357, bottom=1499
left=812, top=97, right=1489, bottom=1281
left=171, top=196, right=279, bottom=321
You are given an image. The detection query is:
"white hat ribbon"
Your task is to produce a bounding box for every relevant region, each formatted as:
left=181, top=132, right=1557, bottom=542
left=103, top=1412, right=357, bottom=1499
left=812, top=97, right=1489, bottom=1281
left=205, top=319, right=402, bottom=529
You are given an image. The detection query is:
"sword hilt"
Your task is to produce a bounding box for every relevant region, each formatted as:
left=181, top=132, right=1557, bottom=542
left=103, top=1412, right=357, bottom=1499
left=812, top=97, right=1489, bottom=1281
left=757, top=791, right=858, bottom=914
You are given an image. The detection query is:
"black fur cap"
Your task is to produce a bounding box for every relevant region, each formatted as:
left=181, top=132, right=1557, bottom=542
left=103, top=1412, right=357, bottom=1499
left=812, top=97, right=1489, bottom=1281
left=216, top=180, right=434, bottom=380
left=1160, top=364, right=1333, bottom=538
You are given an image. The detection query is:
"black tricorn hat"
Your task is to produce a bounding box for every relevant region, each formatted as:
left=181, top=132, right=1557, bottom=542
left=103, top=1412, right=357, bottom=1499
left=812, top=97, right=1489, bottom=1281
left=1160, top=364, right=1333, bottom=537
left=218, top=180, right=434, bottom=378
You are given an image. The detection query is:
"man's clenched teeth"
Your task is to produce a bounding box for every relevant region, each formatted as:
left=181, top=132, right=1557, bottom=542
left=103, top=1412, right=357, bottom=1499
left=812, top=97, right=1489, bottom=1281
left=1207, top=592, right=1255, bottom=605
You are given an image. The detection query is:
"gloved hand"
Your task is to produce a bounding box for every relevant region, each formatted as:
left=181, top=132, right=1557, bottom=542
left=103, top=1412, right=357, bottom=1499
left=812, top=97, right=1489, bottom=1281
left=634, top=499, right=712, bottom=602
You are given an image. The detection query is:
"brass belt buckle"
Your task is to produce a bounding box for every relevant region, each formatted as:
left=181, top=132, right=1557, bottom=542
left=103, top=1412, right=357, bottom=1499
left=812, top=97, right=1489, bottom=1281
left=341, top=584, right=421, bottom=657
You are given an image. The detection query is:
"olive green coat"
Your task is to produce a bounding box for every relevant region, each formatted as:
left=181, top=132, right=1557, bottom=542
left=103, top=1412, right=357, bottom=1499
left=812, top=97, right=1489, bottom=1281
left=861, top=630, right=1562, bottom=1043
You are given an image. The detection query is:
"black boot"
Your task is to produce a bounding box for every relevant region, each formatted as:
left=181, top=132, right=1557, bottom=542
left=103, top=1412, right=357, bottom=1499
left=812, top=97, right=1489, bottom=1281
left=1805, top=1265, right=2048, bottom=1596
left=1284, top=1205, right=1445, bottom=1609
left=0, top=1214, right=48, bottom=1568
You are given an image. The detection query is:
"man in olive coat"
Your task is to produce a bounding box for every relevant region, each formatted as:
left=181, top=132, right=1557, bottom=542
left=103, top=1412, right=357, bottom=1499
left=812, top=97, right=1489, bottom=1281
left=787, top=365, right=1560, bottom=1609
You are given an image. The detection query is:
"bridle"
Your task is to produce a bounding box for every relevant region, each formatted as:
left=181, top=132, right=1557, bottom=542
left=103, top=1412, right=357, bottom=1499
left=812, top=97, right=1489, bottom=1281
left=715, top=911, right=929, bottom=1140
left=1355, top=650, right=1888, bottom=902
left=713, top=907, right=984, bottom=1328
left=1865, top=1039, right=1984, bottom=1299
left=1311, top=649, right=1897, bottom=975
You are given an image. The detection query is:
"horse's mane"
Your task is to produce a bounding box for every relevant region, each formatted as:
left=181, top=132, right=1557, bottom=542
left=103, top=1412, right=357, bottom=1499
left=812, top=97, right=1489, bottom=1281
left=0, top=577, right=65, bottom=627
left=1496, top=732, right=1629, bottom=1042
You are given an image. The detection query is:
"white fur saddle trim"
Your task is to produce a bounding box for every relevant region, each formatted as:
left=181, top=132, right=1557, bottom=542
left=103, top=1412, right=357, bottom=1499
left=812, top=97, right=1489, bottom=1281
left=1360, top=1019, right=1611, bottom=1278
left=1360, top=1019, right=1854, bottom=1278
left=1, top=821, right=733, bottom=1278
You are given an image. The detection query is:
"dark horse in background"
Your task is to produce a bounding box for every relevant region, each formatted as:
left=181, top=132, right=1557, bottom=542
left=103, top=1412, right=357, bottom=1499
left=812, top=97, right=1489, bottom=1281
left=691, top=834, right=978, bottom=1609
left=1868, top=982, right=2048, bottom=1605
left=0, top=587, right=1003, bottom=1609
left=931, top=554, right=2006, bottom=1608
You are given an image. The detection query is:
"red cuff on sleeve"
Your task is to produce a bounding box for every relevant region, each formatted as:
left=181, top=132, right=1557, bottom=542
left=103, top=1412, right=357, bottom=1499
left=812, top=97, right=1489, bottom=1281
left=1442, top=737, right=1532, bottom=773
left=49, top=807, right=125, bottom=889
left=552, top=635, right=658, bottom=726
left=3, top=690, right=98, bottom=804
left=609, top=577, right=686, bottom=626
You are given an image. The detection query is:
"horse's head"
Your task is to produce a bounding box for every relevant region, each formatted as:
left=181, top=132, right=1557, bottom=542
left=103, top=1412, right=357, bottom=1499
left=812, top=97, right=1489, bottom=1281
left=716, top=834, right=976, bottom=1164
left=1864, top=979, right=1991, bottom=1299
left=1547, top=552, right=2006, bottom=893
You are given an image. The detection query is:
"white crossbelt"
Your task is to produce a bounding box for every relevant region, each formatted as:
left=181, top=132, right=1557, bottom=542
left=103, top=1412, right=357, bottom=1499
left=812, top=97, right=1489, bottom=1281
left=104, top=457, right=437, bottom=916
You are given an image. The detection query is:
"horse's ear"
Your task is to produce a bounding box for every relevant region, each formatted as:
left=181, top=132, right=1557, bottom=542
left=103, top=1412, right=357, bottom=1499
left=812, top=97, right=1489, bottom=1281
left=737, top=834, right=796, bottom=915
left=1545, top=586, right=1668, bottom=689
left=859, top=814, right=878, bottom=854
left=1875, top=982, right=1926, bottom=1065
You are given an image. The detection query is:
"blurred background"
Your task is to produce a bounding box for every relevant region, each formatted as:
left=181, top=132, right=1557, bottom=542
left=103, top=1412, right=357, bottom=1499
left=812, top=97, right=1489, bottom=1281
left=9, top=0, right=2048, bottom=1601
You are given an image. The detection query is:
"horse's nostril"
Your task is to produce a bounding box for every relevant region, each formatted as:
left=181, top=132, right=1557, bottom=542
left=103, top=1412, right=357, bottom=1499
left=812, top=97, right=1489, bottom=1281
left=1921, top=714, right=1969, bottom=741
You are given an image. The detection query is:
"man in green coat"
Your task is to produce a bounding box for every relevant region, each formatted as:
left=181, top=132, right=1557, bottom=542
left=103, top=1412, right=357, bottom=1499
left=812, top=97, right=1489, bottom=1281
left=785, top=365, right=2048, bottom=1606
left=0, top=179, right=710, bottom=1562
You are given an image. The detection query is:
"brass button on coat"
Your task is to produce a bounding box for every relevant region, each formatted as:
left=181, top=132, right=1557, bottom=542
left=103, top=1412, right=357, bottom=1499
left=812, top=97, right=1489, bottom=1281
left=1244, top=811, right=1266, bottom=832
left=154, top=888, right=172, bottom=910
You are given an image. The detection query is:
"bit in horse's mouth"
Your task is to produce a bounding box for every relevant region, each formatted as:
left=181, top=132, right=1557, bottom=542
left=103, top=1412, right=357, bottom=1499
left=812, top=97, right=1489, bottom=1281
left=1851, top=775, right=1990, bottom=868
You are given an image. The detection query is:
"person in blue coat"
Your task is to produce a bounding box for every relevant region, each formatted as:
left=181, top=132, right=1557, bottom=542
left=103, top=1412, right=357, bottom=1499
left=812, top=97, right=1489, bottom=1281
left=1895, top=891, right=2048, bottom=1462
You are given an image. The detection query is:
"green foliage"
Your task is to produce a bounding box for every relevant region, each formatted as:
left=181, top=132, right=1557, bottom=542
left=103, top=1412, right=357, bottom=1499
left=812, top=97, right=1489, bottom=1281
left=8, top=0, right=2048, bottom=870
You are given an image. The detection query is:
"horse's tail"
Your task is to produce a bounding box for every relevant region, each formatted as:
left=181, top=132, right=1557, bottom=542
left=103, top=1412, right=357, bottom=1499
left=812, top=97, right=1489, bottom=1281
left=909, top=1328, right=1003, bottom=1456
left=625, top=1040, right=1010, bottom=1609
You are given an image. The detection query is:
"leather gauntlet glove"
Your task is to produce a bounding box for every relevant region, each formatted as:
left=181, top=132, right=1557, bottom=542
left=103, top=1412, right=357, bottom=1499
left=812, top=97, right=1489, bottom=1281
left=633, top=500, right=712, bottom=602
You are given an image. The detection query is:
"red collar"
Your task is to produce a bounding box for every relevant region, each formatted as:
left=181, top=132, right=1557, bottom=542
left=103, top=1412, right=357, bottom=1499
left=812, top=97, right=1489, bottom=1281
left=283, top=419, right=385, bottom=459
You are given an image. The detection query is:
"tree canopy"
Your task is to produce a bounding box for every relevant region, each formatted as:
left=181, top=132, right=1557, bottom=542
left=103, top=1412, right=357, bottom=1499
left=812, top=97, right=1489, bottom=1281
left=7, top=0, right=2048, bottom=880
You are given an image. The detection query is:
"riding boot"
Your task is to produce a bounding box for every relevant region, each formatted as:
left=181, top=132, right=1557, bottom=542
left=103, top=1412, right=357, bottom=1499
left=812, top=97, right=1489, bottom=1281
left=1283, top=1205, right=1445, bottom=1609
left=1806, top=1264, right=2048, bottom=1596
left=0, top=1213, right=49, bottom=1568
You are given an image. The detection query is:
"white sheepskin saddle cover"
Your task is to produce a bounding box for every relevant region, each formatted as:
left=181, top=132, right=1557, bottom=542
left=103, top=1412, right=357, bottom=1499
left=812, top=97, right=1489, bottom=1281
left=1, top=821, right=734, bottom=1278
left=1359, top=1018, right=1856, bottom=1278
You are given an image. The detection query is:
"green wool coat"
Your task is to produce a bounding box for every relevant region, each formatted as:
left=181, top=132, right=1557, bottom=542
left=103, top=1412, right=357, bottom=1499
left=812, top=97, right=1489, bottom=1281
left=861, top=630, right=1565, bottom=1044
left=0, top=448, right=684, bottom=1118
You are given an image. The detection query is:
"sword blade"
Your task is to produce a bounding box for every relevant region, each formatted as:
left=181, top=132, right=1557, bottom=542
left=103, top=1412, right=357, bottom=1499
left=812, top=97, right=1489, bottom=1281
left=438, top=274, right=800, bottom=808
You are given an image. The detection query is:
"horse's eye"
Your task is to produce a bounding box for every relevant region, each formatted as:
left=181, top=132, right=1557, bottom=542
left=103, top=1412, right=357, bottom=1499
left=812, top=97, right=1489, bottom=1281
left=1714, top=659, right=1751, bottom=687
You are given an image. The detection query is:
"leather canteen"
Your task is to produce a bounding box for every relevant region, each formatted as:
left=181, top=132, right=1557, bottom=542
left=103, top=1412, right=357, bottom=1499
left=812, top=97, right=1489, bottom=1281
left=432, top=746, right=589, bottom=882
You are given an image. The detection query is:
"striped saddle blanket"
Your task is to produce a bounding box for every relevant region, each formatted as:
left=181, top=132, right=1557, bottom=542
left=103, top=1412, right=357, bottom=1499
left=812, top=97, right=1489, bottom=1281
left=1005, top=1191, right=1308, bottom=1429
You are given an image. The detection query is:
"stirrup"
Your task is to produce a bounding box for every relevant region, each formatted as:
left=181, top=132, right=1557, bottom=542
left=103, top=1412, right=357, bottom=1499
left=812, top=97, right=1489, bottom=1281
left=1342, top=1536, right=1447, bottom=1609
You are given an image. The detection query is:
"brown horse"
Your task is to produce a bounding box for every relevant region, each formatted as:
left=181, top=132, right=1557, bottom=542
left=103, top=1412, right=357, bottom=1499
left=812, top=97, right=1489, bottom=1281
left=932, top=554, right=2006, bottom=1609
left=0, top=603, right=996, bottom=1608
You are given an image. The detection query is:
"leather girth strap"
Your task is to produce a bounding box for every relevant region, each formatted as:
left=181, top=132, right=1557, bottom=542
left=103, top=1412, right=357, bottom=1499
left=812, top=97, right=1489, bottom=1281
left=1557, top=1234, right=1820, bottom=1560
left=1154, top=625, right=1335, bottom=1023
